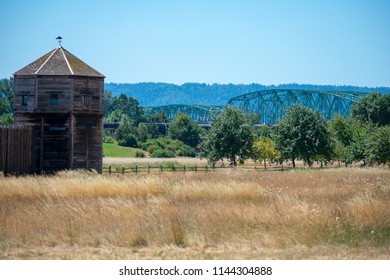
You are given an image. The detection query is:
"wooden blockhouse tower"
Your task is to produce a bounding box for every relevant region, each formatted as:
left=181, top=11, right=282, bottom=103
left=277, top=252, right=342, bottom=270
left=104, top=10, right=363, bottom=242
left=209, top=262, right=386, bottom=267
left=13, top=46, right=105, bottom=173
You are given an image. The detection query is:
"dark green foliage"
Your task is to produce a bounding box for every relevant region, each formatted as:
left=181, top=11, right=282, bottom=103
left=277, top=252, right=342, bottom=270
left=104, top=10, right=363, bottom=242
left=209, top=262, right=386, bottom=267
left=107, top=93, right=144, bottom=126
left=144, top=110, right=169, bottom=123
left=332, top=141, right=352, bottom=166
left=135, top=151, right=145, bottom=158
left=366, top=126, right=390, bottom=166
left=103, top=136, right=116, bottom=144
left=346, top=122, right=369, bottom=164
left=168, top=113, right=203, bottom=147
left=202, top=106, right=253, bottom=166
left=105, top=109, right=122, bottom=122
left=330, top=115, right=354, bottom=146
left=116, top=115, right=139, bottom=147
left=329, top=114, right=390, bottom=166
left=253, top=124, right=274, bottom=138
left=0, top=78, right=14, bottom=116
left=137, top=123, right=156, bottom=142
left=151, top=149, right=175, bottom=158
left=102, top=90, right=114, bottom=115
left=141, top=138, right=195, bottom=157
left=118, top=134, right=138, bottom=148
left=329, top=115, right=355, bottom=166
left=275, top=104, right=332, bottom=167
left=0, top=114, right=14, bottom=125
left=351, top=92, right=390, bottom=126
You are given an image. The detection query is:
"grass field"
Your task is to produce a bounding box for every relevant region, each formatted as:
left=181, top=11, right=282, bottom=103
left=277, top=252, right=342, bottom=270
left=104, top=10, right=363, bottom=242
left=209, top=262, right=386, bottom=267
left=0, top=167, right=389, bottom=260
left=103, top=143, right=145, bottom=157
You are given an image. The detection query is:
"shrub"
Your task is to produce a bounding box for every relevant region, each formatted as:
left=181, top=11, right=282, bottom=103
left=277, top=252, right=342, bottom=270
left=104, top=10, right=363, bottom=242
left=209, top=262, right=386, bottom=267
left=135, top=151, right=145, bottom=158
left=168, top=113, right=203, bottom=147
left=117, top=134, right=138, bottom=147
left=103, top=136, right=116, bottom=144
left=151, top=149, right=175, bottom=158
left=141, top=138, right=196, bottom=157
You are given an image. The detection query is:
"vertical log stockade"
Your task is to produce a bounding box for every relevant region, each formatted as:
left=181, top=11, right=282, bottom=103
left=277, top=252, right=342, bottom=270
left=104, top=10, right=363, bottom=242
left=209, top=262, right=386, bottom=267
left=0, top=126, right=34, bottom=175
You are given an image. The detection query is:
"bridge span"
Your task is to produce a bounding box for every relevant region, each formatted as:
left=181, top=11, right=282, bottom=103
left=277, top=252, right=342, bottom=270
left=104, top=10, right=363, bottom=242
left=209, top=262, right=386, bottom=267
left=139, top=90, right=370, bottom=125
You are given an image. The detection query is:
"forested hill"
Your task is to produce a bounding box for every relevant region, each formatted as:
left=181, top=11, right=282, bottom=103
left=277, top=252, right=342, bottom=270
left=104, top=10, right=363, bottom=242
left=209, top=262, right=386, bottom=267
left=104, top=82, right=390, bottom=106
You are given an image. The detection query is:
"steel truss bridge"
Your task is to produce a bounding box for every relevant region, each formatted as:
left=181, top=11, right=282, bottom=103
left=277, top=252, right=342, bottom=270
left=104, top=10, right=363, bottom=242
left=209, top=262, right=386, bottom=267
left=143, top=104, right=224, bottom=124
left=228, top=89, right=369, bottom=125
left=142, top=90, right=369, bottom=125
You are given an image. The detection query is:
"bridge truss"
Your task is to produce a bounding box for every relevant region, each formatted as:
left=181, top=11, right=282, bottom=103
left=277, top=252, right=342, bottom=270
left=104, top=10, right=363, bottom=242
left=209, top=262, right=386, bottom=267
left=143, top=104, right=224, bottom=124
left=228, top=89, right=369, bottom=125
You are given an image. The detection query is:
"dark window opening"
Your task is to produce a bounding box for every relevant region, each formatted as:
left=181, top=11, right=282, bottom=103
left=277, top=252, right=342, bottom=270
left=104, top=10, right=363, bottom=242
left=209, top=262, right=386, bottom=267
left=50, top=93, right=59, bottom=105
left=20, top=91, right=30, bottom=106
left=22, top=95, right=28, bottom=106
left=83, top=95, right=91, bottom=107
left=47, top=91, right=62, bottom=106
left=49, top=127, right=66, bottom=131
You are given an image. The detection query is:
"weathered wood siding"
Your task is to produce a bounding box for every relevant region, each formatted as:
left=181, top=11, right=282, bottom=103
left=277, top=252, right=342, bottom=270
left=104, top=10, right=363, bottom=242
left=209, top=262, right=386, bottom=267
left=13, top=77, right=36, bottom=112
left=0, top=126, right=34, bottom=174
left=14, top=113, right=70, bottom=173
left=72, top=114, right=103, bottom=173
left=41, top=114, right=70, bottom=172
left=37, top=77, right=72, bottom=112
left=73, top=77, right=103, bottom=113
left=14, top=113, right=43, bottom=172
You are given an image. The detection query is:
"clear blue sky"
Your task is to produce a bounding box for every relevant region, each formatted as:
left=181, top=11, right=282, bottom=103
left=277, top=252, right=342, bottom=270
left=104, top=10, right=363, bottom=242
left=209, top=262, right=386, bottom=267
left=1, top=0, right=389, bottom=86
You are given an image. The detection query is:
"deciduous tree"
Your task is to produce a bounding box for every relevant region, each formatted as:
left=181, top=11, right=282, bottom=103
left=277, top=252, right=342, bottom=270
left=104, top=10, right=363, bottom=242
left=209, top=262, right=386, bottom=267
left=168, top=113, right=203, bottom=147
left=366, top=125, right=390, bottom=166
left=275, top=104, right=332, bottom=167
left=351, top=92, right=390, bottom=126
left=0, top=78, right=14, bottom=116
left=252, top=137, right=279, bottom=169
left=203, top=107, right=253, bottom=166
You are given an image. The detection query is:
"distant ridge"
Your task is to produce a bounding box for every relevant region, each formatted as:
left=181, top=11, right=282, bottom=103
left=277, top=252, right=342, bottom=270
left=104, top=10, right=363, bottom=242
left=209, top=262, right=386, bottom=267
left=104, top=82, right=390, bottom=107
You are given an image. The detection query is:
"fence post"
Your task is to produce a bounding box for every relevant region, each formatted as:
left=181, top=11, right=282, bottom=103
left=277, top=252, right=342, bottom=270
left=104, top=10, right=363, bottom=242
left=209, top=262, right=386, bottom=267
left=109, top=165, right=112, bottom=174
left=148, top=165, right=150, bottom=174
left=160, top=165, right=163, bottom=172
left=183, top=165, right=186, bottom=172
left=281, top=165, right=284, bottom=172
left=121, top=166, right=125, bottom=175
left=195, top=165, right=197, bottom=172
left=172, top=165, right=175, bottom=172
left=206, top=165, right=208, bottom=172
left=135, top=165, right=138, bottom=174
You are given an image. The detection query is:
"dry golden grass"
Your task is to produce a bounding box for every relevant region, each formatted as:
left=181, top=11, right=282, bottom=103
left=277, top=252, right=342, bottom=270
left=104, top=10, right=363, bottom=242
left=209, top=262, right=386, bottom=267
left=103, top=156, right=206, bottom=166
left=0, top=168, right=389, bottom=260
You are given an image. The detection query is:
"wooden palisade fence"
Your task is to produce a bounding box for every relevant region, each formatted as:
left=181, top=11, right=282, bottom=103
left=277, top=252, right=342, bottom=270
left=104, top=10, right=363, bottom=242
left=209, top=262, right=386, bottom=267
left=0, top=126, right=34, bottom=175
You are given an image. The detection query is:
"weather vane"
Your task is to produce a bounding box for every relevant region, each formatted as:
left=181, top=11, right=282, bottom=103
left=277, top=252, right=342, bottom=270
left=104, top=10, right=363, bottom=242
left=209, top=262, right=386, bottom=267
left=56, top=36, right=63, bottom=46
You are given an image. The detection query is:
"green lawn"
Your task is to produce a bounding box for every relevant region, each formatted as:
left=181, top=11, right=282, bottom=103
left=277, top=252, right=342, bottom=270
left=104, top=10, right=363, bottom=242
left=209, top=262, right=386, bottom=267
left=103, top=143, right=144, bottom=157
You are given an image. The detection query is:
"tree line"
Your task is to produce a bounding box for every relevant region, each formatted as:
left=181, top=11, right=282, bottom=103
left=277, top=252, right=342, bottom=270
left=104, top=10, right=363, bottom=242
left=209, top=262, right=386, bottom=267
left=202, top=93, right=389, bottom=168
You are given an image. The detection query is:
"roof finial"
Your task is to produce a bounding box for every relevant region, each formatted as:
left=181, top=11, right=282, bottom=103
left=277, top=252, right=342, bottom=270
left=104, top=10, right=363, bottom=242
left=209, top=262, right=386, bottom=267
left=56, top=36, right=63, bottom=47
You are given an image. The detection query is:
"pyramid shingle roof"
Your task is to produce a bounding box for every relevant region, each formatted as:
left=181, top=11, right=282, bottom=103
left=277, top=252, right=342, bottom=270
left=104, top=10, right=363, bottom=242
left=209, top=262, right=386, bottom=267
left=14, top=47, right=105, bottom=78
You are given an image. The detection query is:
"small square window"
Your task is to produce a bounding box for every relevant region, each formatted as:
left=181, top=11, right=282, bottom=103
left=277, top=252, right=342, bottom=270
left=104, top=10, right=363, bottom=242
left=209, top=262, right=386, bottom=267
left=22, top=95, right=28, bottom=106
left=83, top=95, right=91, bottom=107
left=50, top=93, right=59, bottom=105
